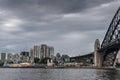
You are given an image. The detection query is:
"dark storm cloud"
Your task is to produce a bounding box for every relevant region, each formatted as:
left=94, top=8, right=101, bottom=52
left=0, top=0, right=119, bottom=56
left=0, top=0, right=116, bottom=22
left=0, top=0, right=116, bottom=31
left=0, top=0, right=115, bottom=13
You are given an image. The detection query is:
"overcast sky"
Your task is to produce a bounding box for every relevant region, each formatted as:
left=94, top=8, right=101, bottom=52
left=0, top=0, right=119, bottom=56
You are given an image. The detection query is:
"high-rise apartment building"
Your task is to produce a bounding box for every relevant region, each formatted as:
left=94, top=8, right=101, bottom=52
left=30, top=48, right=34, bottom=63
left=41, top=44, right=47, bottom=58
left=33, top=45, right=41, bottom=58
left=49, top=46, right=54, bottom=58
left=29, top=44, right=54, bottom=62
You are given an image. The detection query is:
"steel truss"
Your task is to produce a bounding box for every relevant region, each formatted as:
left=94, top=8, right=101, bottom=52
left=101, top=7, right=120, bottom=66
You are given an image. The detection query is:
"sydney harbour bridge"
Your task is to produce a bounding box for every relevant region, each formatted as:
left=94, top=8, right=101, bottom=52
left=71, top=7, right=120, bottom=68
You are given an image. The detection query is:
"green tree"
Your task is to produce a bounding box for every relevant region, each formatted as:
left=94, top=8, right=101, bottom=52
left=34, top=57, right=40, bottom=63
left=0, top=62, right=4, bottom=67
left=40, top=57, right=51, bottom=64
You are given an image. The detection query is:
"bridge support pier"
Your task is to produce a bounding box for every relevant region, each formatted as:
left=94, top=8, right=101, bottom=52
left=94, top=39, right=102, bottom=68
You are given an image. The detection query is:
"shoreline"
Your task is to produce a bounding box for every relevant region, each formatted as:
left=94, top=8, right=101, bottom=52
left=0, top=66, right=117, bottom=70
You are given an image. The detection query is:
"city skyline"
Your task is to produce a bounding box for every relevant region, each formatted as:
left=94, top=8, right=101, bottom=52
left=0, top=0, right=119, bottom=56
left=0, top=44, right=55, bottom=64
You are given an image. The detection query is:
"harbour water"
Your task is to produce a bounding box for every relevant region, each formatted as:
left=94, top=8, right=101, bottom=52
left=0, top=68, right=120, bottom=80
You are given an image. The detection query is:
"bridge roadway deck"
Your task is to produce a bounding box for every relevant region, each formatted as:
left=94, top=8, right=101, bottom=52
left=70, top=39, right=120, bottom=62
left=98, top=39, right=120, bottom=52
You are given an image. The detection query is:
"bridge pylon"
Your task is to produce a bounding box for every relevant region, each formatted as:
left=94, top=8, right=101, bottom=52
left=94, top=39, right=102, bottom=68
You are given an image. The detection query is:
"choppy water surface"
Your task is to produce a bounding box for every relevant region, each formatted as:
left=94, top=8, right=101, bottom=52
left=0, top=68, right=120, bottom=80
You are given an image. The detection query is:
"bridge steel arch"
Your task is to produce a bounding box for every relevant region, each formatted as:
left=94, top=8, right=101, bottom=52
left=100, top=7, right=120, bottom=67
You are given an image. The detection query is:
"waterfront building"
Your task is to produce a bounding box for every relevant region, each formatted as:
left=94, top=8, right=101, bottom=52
left=46, top=46, right=54, bottom=58
left=41, top=44, right=48, bottom=58
left=7, top=53, right=20, bottom=64
left=29, top=44, right=54, bottom=63
left=55, top=53, right=62, bottom=65
left=7, top=53, right=13, bottom=61
left=49, top=46, right=54, bottom=58
left=30, top=45, right=41, bottom=63
left=33, top=45, right=41, bottom=58
left=20, top=51, right=29, bottom=56
left=56, top=53, right=61, bottom=59
left=46, top=46, right=50, bottom=58
left=29, top=48, right=34, bottom=63
left=12, top=54, right=20, bottom=63
left=1, top=53, right=6, bottom=62
left=47, top=59, right=54, bottom=67
left=20, top=51, right=30, bottom=62
left=61, top=55, right=70, bottom=63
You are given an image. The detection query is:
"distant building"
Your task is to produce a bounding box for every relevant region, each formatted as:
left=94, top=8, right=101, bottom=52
left=12, top=54, right=20, bottom=64
left=49, top=46, right=54, bottom=58
left=29, top=48, right=34, bottom=63
left=20, top=51, right=29, bottom=56
left=7, top=53, right=20, bottom=64
left=47, top=59, right=54, bottom=67
left=47, top=47, right=50, bottom=58
left=20, top=51, right=30, bottom=62
left=41, top=44, right=48, bottom=58
left=33, top=45, right=41, bottom=58
left=61, top=55, right=70, bottom=63
left=56, top=53, right=61, bottom=59
left=1, top=53, right=6, bottom=62
left=29, top=44, right=54, bottom=63
left=7, top=53, right=13, bottom=61
left=55, top=53, right=70, bottom=65
left=55, top=53, right=62, bottom=65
